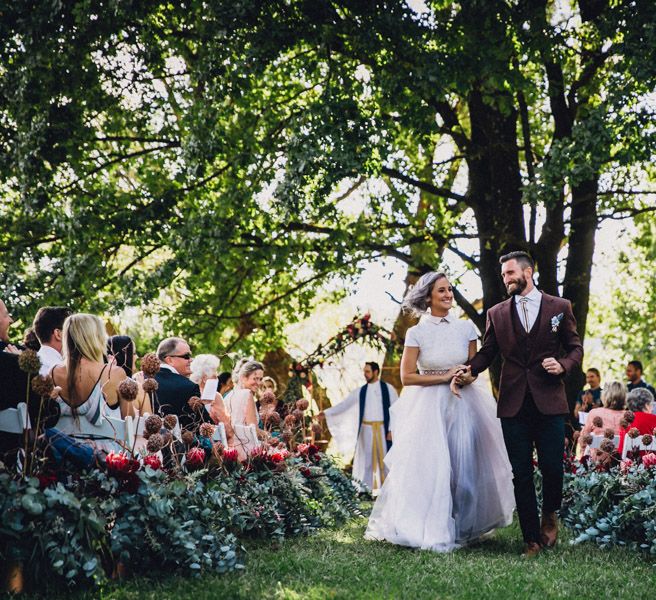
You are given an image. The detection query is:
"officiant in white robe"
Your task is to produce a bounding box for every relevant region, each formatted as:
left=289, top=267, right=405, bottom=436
left=321, top=362, right=398, bottom=494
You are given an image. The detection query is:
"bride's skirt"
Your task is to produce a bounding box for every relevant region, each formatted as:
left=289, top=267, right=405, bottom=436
left=364, top=380, right=515, bottom=552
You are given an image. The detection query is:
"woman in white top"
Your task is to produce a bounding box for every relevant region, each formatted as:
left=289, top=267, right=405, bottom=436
left=226, top=359, right=263, bottom=459
left=365, top=272, right=514, bottom=552
left=51, top=314, right=128, bottom=453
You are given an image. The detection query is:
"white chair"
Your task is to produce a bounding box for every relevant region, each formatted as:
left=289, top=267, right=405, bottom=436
left=0, top=403, right=30, bottom=434
left=131, top=412, right=181, bottom=440
left=233, top=423, right=260, bottom=451
left=54, top=414, right=132, bottom=452
left=621, top=434, right=656, bottom=459
left=578, top=411, right=588, bottom=426
left=583, top=433, right=620, bottom=456
left=211, top=422, right=228, bottom=446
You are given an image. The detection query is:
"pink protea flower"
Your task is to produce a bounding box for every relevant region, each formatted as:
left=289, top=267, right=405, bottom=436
left=642, top=453, right=656, bottom=469
left=106, top=452, right=140, bottom=476
left=143, top=454, right=162, bottom=470
left=118, top=378, right=139, bottom=401
left=592, top=415, right=604, bottom=428
left=31, top=375, right=54, bottom=397
left=163, top=414, right=178, bottom=430
left=140, top=353, right=161, bottom=377
left=199, top=422, right=215, bottom=438
left=223, top=448, right=239, bottom=462
left=620, top=459, right=633, bottom=474
left=295, top=398, right=309, bottom=411
left=142, top=378, right=159, bottom=394
left=186, top=447, right=206, bottom=470
left=628, top=427, right=641, bottom=439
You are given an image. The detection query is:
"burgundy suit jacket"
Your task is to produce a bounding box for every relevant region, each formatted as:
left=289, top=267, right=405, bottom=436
left=468, top=292, right=583, bottom=418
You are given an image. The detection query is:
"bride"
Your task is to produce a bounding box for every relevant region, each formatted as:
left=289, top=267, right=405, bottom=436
left=365, top=272, right=514, bottom=552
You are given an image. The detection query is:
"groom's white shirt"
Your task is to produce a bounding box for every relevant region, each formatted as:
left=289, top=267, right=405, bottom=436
left=514, top=286, right=542, bottom=331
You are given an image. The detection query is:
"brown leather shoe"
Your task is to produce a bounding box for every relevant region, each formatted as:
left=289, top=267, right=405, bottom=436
left=540, top=512, right=558, bottom=547
left=522, top=541, right=542, bottom=558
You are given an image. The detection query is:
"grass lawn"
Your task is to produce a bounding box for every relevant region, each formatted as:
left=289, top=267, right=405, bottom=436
left=20, top=515, right=656, bottom=600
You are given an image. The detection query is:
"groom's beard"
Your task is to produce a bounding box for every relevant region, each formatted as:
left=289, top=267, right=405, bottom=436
left=506, top=276, right=527, bottom=296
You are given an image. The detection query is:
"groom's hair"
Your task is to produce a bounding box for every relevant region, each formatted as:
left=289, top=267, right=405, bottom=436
left=366, top=361, right=380, bottom=374
left=499, top=250, right=534, bottom=271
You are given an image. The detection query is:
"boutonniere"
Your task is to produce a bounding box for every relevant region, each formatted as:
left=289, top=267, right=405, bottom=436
left=551, top=313, right=564, bottom=333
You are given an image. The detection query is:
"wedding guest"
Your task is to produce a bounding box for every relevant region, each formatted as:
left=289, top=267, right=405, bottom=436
left=626, top=360, right=656, bottom=400
left=618, top=388, right=656, bottom=455
left=573, top=368, right=603, bottom=422
left=107, top=335, right=152, bottom=417
left=226, top=359, right=263, bottom=459
left=218, top=371, right=233, bottom=396
left=190, top=354, right=234, bottom=443
left=259, top=376, right=278, bottom=395
left=580, top=381, right=627, bottom=458
left=51, top=314, right=127, bottom=452
left=0, top=298, right=22, bottom=354
left=33, top=306, right=72, bottom=375
left=154, top=336, right=201, bottom=427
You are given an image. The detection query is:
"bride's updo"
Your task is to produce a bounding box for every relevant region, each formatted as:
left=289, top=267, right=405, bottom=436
left=401, top=271, right=448, bottom=318
left=232, top=358, right=264, bottom=382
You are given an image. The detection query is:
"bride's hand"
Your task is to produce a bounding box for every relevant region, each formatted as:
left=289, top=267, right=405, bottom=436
left=450, top=376, right=462, bottom=398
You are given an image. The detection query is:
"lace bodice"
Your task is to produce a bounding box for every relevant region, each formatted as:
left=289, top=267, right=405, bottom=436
left=404, top=313, right=479, bottom=372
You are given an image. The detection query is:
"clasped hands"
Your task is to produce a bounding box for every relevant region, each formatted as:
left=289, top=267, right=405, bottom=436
left=449, top=365, right=474, bottom=398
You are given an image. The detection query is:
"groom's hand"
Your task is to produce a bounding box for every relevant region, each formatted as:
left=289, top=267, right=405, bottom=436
left=455, top=366, right=475, bottom=385
left=542, top=357, right=564, bottom=375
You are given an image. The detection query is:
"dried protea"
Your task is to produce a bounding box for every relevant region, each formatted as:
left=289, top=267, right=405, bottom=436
left=642, top=434, right=653, bottom=446
left=284, top=414, right=296, bottom=427
left=581, top=433, right=594, bottom=446
left=146, top=433, right=164, bottom=453
left=187, top=396, right=204, bottom=412
left=599, top=439, right=615, bottom=454
left=31, top=375, right=54, bottom=398
left=259, top=390, right=276, bottom=406
left=145, top=415, right=163, bottom=434
left=18, top=349, right=41, bottom=374
left=181, top=430, right=195, bottom=446
left=619, top=419, right=629, bottom=430
left=623, top=410, right=635, bottom=424
left=262, top=411, right=281, bottom=427
left=628, top=427, right=640, bottom=439
left=118, top=378, right=139, bottom=401
left=160, top=430, right=172, bottom=446
left=142, top=378, right=159, bottom=394
left=642, top=452, right=656, bottom=468
left=199, top=422, right=215, bottom=439
left=163, top=414, right=178, bottom=430
left=603, top=428, right=615, bottom=440
left=141, top=353, right=161, bottom=377
left=292, top=408, right=305, bottom=422
left=295, top=398, right=309, bottom=411
left=592, top=415, right=603, bottom=428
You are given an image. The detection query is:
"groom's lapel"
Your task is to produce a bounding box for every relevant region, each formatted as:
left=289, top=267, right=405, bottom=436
left=502, top=297, right=515, bottom=336
left=532, top=293, right=552, bottom=350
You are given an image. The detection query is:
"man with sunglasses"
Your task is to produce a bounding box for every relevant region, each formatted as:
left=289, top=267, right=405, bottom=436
left=154, top=337, right=202, bottom=427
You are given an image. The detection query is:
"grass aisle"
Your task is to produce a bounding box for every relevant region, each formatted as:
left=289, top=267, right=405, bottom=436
left=28, top=517, right=656, bottom=600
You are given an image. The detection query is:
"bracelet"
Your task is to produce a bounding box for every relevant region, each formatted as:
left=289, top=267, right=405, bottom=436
left=419, top=369, right=450, bottom=376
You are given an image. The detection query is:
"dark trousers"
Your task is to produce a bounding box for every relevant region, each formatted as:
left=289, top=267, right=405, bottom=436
left=500, top=395, right=565, bottom=545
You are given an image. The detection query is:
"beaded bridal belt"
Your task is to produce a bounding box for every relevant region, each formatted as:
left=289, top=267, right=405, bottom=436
left=420, top=369, right=451, bottom=375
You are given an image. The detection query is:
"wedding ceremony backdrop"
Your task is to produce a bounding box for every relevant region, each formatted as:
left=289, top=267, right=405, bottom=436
left=1, top=1, right=656, bottom=597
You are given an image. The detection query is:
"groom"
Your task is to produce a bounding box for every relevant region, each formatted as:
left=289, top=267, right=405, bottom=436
left=458, top=251, right=583, bottom=556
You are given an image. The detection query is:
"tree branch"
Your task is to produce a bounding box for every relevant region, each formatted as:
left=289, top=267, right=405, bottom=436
left=380, top=166, right=467, bottom=203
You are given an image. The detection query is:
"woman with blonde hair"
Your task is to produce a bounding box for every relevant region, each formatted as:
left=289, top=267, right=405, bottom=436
left=580, top=381, right=627, bottom=459
left=190, top=354, right=234, bottom=444
left=226, top=359, right=264, bottom=459
left=51, top=314, right=130, bottom=451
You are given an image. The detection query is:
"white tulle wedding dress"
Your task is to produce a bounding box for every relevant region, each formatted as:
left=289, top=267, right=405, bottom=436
left=364, top=313, right=515, bottom=552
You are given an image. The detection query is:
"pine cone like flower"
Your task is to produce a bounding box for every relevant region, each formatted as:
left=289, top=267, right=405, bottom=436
left=592, top=416, right=604, bottom=428
left=146, top=433, right=164, bottom=453
left=581, top=433, right=593, bottom=446
left=31, top=375, right=54, bottom=398
left=18, top=349, right=42, bottom=374
left=292, top=408, right=305, bottom=422
left=284, top=414, right=297, bottom=426
left=628, top=427, right=640, bottom=439
left=142, top=378, right=159, bottom=394
left=199, top=422, right=215, bottom=438
left=295, top=398, right=309, bottom=411
left=262, top=411, right=281, bottom=427
left=163, top=414, right=178, bottom=430
left=619, top=419, right=629, bottom=430
left=282, top=428, right=293, bottom=442
left=642, top=434, right=653, bottom=446
left=311, top=422, right=322, bottom=437
left=187, top=396, right=204, bottom=412
left=603, top=428, right=615, bottom=440
left=599, top=439, right=615, bottom=454
left=141, top=353, right=161, bottom=377
left=181, top=430, right=195, bottom=445
left=118, top=378, right=139, bottom=401
left=145, top=415, right=163, bottom=434
left=259, top=390, right=276, bottom=406
left=623, top=410, right=635, bottom=424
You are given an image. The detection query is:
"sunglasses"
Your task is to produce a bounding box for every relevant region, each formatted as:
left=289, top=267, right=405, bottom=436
left=168, top=353, right=193, bottom=360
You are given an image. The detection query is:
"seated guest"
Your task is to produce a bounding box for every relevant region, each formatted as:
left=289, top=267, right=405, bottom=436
left=580, top=381, right=627, bottom=458
left=190, top=354, right=234, bottom=443
left=218, top=371, right=233, bottom=396
left=51, top=314, right=127, bottom=452
left=154, top=337, right=201, bottom=428
left=618, top=388, right=656, bottom=455
left=107, top=335, right=152, bottom=417
left=0, top=298, right=22, bottom=354
left=626, top=360, right=656, bottom=400
left=33, top=306, right=72, bottom=375
left=226, top=360, right=263, bottom=458
left=574, top=367, right=603, bottom=422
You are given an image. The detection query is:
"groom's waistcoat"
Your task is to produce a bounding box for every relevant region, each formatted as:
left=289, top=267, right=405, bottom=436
left=469, top=292, right=583, bottom=418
